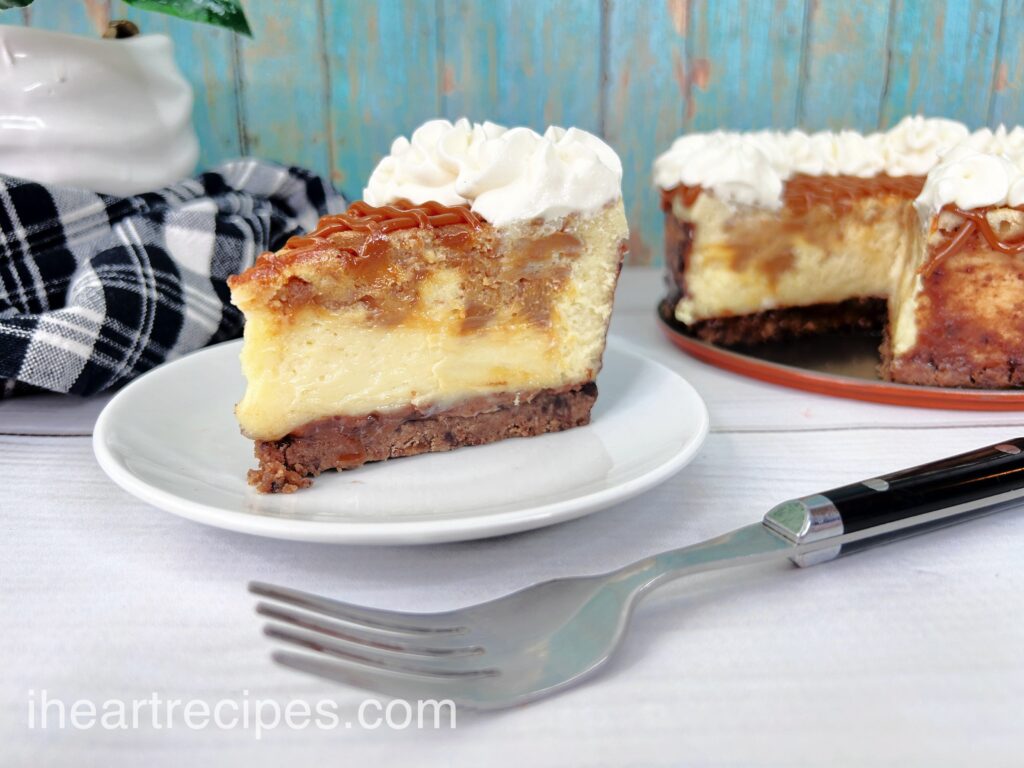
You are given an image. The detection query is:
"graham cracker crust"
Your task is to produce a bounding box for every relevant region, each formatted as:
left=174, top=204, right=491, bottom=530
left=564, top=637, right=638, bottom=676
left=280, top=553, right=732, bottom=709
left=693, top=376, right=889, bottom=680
left=880, top=330, right=1024, bottom=388
left=676, top=298, right=887, bottom=346
left=249, top=383, right=598, bottom=493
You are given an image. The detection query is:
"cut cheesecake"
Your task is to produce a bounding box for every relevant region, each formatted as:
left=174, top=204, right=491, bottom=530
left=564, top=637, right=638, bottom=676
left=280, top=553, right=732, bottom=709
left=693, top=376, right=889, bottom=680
left=656, top=118, right=1024, bottom=388
left=229, top=119, right=627, bottom=492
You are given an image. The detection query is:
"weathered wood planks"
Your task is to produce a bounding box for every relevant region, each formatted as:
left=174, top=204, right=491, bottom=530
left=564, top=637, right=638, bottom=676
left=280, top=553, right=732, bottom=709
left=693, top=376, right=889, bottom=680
left=989, top=0, right=1024, bottom=126
left=3, top=0, right=1020, bottom=264
left=324, top=0, right=441, bottom=198
left=440, top=0, right=603, bottom=133
left=686, top=0, right=806, bottom=131
left=236, top=2, right=331, bottom=175
left=881, top=0, right=1003, bottom=128
left=800, top=1, right=892, bottom=131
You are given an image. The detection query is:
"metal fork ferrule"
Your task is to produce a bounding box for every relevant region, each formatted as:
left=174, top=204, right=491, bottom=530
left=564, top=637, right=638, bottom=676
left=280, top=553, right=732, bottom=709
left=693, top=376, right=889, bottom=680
left=762, top=494, right=843, bottom=567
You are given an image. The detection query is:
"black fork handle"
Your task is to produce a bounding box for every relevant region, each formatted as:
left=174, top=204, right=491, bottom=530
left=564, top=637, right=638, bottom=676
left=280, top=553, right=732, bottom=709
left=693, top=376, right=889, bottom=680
left=763, top=438, right=1024, bottom=565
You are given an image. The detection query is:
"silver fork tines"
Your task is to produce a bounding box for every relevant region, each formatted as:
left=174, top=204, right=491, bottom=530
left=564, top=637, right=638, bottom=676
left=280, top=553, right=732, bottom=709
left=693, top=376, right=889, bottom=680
left=249, top=581, right=469, bottom=635
left=263, top=624, right=498, bottom=679
left=255, top=603, right=485, bottom=658
left=249, top=523, right=795, bottom=709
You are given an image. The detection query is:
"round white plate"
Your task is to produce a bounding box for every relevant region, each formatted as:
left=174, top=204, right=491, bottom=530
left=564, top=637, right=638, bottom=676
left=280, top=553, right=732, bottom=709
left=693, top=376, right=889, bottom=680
left=93, top=336, right=708, bottom=544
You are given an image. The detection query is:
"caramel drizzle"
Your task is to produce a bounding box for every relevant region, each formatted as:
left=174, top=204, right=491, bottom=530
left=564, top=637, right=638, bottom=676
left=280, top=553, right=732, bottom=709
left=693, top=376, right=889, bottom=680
left=284, top=199, right=483, bottom=253
left=662, top=175, right=925, bottom=215
left=783, top=174, right=924, bottom=215
left=660, top=185, right=702, bottom=210
left=925, top=204, right=1024, bottom=277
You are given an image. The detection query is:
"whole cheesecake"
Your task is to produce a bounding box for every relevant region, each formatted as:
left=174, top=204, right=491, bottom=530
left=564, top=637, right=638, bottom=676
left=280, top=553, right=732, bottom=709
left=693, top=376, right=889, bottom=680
left=229, top=119, right=628, bottom=492
left=655, top=118, right=1024, bottom=388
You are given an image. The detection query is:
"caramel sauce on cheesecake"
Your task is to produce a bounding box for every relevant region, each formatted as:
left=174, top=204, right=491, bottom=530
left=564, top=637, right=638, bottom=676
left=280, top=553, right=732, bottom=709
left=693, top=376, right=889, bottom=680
left=925, top=204, right=1024, bottom=276
left=660, top=185, right=703, bottom=210
left=229, top=199, right=585, bottom=334
left=283, top=199, right=483, bottom=254
left=782, top=174, right=924, bottom=215
left=662, top=174, right=924, bottom=216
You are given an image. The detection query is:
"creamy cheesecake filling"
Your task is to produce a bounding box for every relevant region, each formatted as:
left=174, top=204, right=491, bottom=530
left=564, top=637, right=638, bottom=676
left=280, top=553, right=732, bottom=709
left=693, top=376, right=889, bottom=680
left=232, top=202, right=626, bottom=441
left=667, top=186, right=916, bottom=326
left=887, top=218, right=926, bottom=357
left=239, top=316, right=571, bottom=440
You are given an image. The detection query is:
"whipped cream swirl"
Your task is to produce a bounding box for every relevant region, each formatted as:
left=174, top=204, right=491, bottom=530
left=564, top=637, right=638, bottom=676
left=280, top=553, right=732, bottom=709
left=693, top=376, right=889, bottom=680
left=880, top=116, right=969, bottom=176
left=807, top=130, right=887, bottom=177
left=364, top=119, right=622, bottom=226
left=914, top=143, right=1024, bottom=217
left=653, top=132, right=784, bottom=209
left=959, top=124, right=1024, bottom=160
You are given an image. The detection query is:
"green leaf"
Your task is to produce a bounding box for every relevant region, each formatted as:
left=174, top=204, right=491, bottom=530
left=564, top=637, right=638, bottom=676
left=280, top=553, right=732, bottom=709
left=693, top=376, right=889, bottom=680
left=0, top=0, right=35, bottom=9
left=121, top=0, right=252, bottom=36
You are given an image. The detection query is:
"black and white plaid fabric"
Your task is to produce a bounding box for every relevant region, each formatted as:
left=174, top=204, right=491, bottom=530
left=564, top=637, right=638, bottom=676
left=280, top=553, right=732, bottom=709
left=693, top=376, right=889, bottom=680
left=0, top=159, right=345, bottom=397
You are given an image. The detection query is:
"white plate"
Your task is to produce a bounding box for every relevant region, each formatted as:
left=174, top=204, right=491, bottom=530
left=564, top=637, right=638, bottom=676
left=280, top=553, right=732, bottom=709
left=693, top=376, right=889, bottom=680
left=93, top=336, right=708, bottom=544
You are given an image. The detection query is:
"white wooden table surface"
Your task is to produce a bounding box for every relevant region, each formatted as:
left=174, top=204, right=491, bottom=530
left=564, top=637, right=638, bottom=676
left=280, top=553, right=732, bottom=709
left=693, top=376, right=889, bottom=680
left=3, top=268, right=1022, bottom=767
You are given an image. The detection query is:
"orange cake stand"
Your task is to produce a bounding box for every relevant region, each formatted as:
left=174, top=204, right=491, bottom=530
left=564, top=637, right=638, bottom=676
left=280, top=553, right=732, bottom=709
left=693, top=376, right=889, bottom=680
left=657, top=302, right=1024, bottom=411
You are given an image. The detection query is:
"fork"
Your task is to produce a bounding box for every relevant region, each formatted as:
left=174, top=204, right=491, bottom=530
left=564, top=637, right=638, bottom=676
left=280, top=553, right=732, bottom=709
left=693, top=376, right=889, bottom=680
left=251, top=438, right=1024, bottom=709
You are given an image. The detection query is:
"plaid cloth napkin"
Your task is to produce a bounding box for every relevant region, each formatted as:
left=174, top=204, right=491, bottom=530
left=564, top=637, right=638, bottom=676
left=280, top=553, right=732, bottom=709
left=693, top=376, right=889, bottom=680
left=0, top=159, right=345, bottom=397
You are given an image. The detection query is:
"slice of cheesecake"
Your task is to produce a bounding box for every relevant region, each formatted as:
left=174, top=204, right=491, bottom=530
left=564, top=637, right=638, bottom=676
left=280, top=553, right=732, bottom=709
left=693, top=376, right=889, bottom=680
left=885, top=145, right=1024, bottom=386
left=228, top=119, right=627, bottom=492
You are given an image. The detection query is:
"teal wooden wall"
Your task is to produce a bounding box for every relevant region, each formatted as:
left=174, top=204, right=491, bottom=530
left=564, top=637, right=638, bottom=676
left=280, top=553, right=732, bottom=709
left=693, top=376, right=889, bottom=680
left=5, top=0, right=1024, bottom=264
